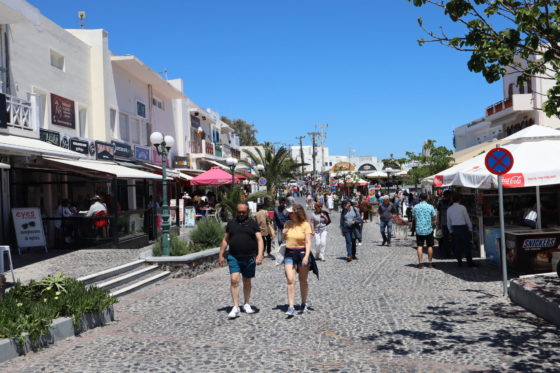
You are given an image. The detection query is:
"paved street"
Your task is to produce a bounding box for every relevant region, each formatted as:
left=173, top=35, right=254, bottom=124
left=2, top=210, right=559, bottom=372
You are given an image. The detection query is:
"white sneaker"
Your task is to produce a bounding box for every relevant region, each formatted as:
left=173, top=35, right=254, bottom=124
left=285, top=306, right=296, bottom=316
left=319, top=254, right=325, bottom=261
left=228, top=306, right=240, bottom=319
left=243, top=304, right=255, bottom=314
left=300, top=304, right=309, bottom=313
left=358, top=242, right=362, bottom=246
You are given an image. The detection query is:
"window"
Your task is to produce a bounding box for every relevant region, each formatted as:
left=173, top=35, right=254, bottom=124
left=152, top=96, right=164, bottom=110
left=50, top=50, right=65, bottom=71
left=136, top=101, right=146, bottom=118
left=508, top=83, right=514, bottom=98
left=131, top=118, right=140, bottom=145
left=119, top=113, right=129, bottom=142
left=78, top=108, right=87, bottom=137
left=110, top=109, right=116, bottom=134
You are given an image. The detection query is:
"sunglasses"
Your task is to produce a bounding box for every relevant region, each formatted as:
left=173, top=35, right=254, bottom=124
left=237, top=211, right=248, bottom=215
left=22, top=221, right=36, bottom=229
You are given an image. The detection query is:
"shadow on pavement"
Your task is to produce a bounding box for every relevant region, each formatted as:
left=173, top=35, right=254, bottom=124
left=361, top=298, right=560, bottom=372
left=12, top=249, right=72, bottom=270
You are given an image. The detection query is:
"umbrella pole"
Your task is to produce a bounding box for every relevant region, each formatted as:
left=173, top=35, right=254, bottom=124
left=536, top=185, right=542, bottom=229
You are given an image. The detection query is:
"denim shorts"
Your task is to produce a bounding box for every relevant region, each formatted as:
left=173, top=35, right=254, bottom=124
left=227, top=255, right=256, bottom=278
left=283, top=248, right=308, bottom=267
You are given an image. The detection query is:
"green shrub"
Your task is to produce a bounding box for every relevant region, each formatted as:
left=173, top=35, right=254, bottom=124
left=0, top=273, right=117, bottom=348
left=152, top=233, right=193, bottom=256
left=190, top=218, right=225, bottom=249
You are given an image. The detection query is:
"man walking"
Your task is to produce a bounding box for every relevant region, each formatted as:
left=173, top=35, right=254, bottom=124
left=412, top=193, right=436, bottom=268
left=340, top=200, right=360, bottom=262
left=274, top=197, right=290, bottom=246
left=436, top=190, right=453, bottom=258
left=447, top=194, right=476, bottom=267
left=378, top=196, right=396, bottom=246
left=218, top=202, right=264, bottom=319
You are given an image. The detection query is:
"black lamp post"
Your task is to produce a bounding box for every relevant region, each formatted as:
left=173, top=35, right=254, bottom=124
left=226, top=157, right=238, bottom=186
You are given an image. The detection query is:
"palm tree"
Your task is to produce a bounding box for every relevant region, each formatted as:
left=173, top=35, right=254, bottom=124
left=240, top=145, right=301, bottom=196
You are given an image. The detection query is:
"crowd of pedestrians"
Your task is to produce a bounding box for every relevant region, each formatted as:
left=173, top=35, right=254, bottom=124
left=218, top=188, right=477, bottom=319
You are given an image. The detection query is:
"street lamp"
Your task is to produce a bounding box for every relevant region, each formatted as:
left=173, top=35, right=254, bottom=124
left=226, top=157, right=238, bottom=186
left=150, top=131, right=175, bottom=256
left=385, top=167, right=394, bottom=195
left=256, top=164, right=264, bottom=175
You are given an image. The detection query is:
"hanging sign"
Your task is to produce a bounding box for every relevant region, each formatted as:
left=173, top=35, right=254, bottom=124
left=134, top=145, right=150, bottom=162
left=40, top=129, right=61, bottom=146
left=95, top=141, right=115, bottom=161
left=50, top=93, right=75, bottom=129
left=11, top=208, right=46, bottom=248
left=485, top=147, right=514, bottom=175
left=70, top=138, right=90, bottom=155
left=112, top=141, right=132, bottom=159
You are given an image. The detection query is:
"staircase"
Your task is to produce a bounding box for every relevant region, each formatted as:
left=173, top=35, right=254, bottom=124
left=77, top=259, right=170, bottom=298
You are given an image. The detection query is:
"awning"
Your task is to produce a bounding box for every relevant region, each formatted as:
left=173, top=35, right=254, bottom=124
left=138, top=162, right=184, bottom=180
left=44, top=157, right=163, bottom=180
left=0, top=162, right=10, bottom=169
left=204, top=159, right=229, bottom=170
left=0, top=134, right=85, bottom=159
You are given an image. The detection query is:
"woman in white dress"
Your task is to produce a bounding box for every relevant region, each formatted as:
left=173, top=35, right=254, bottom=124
left=326, top=194, right=334, bottom=211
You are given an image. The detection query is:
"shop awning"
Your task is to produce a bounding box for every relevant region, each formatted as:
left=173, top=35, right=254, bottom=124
left=44, top=157, right=163, bottom=180
left=0, top=162, right=10, bottom=169
left=0, top=134, right=85, bottom=159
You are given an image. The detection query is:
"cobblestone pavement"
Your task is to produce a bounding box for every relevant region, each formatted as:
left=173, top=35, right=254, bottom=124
left=2, top=210, right=560, bottom=372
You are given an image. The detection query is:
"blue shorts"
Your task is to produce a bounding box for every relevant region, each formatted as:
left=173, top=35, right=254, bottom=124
left=227, top=255, right=256, bottom=278
left=283, top=248, right=308, bottom=267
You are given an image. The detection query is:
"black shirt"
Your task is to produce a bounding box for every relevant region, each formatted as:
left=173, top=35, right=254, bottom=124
left=226, top=217, right=260, bottom=257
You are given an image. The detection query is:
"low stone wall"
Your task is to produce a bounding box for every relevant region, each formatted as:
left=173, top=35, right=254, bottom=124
left=508, top=273, right=560, bottom=328
left=145, top=248, right=220, bottom=279
left=0, top=306, right=114, bottom=364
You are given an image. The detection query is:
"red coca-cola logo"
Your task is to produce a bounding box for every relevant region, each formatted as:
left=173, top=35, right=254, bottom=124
left=503, top=173, right=525, bottom=187
left=434, top=175, right=444, bottom=186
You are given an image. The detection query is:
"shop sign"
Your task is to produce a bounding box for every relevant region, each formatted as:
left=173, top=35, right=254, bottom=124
left=69, top=138, right=90, bottom=155
left=60, top=135, right=70, bottom=149
left=184, top=207, right=196, bottom=227
left=50, top=93, right=75, bottom=129
left=172, top=156, right=190, bottom=169
left=0, top=93, right=7, bottom=128
left=95, top=141, right=115, bottom=161
left=11, top=208, right=46, bottom=248
left=89, top=142, right=96, bottom=157
left=134, top=145, right=150, bottom=162
left=112, top=140, right=132, bottom=159
left=358, top=163, right=376, bottom=172
left=151, top=149, right=170, bottom=167
left=40, top=129, right=61, bottom=146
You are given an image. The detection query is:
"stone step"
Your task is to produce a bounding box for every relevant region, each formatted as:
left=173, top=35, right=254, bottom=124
left=110, top=271, right=171, bottom=298
left=76, top=259, right=146, bottom=285
left=96, top=265, right=159, bottom=291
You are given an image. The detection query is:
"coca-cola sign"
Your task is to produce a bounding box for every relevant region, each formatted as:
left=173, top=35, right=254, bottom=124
left=502, top=173, right=525, bottom=188
left=434, top=175, right=444, bottom=187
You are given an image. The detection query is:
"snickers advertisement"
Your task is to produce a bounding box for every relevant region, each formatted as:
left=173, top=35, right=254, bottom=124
left=506, top=230, right=560, bottom=273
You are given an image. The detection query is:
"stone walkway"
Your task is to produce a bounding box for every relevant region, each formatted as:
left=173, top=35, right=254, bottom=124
left=2, top=211, right=559, bottom=372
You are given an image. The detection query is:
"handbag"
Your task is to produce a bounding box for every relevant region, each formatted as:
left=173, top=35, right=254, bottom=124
left=352, top=207, right=364, bottom=225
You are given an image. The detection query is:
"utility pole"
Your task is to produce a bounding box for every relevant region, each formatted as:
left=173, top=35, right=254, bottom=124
left=308, top=132, right=320, bottom=183
left=316, top=124, right=328, bottom=175
left=295, top=136, right=305, bottom=177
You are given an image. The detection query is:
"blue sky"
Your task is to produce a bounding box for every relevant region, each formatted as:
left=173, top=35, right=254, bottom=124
left=30, top=0, right=501, bottom=160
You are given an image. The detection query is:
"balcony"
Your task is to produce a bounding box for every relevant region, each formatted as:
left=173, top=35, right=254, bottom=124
left=205, top=142, right=214, bottom=155
left=485, top=94, right=533, bottom=120
left=1, top=93, right=38, bottom=136
left=231, top=148, right=241, bottom=160
left=190, top=140, right=202, bottom=154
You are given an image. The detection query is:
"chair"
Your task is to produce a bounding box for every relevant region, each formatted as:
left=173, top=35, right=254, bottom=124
left=93, top=210, right=109, bottom=238
left=0, top=246, right=16, bottom=283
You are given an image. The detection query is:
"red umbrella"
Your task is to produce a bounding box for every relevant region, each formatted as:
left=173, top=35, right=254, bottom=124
left=190, top=167, right=240, bottom=185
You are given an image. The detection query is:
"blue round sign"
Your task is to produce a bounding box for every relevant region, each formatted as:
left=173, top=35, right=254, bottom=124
left=485, top=147, right=514, bottom=175
left=258, top=177, right=267, bottom=186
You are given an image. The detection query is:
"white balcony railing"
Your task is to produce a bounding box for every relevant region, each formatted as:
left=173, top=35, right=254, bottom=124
left=6, top=94, right=33, bottom=131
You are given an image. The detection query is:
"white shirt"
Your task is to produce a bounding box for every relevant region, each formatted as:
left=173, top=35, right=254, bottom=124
left=85, top=201, right=107, bottom=217
left=446, top=203, right=472, bottom=232
left=524, top=210, right=537, bottom=221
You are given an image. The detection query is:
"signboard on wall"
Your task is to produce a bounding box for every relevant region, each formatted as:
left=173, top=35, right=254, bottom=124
left=11, top=208, right=46, bottom=248
left=358, top=164, right=377, bottom=172
left=40, top=129, right=61, bottom=146
left=50, top=93, right=75, bottom=129
left=0, top=93, right=7, bottom=128
left=173, top=156, right=190, bottom=169
left=112, top=141, right=132, bottom=159
left=70, top=138, right=90, bottom=155
left=95, top=141, right=115, bottom=161
left=134, top=146, right=150, bottom=162
left=184, top=207, right=196, bottom=227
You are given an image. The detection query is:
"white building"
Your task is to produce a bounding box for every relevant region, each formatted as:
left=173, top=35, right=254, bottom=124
left=290, top=145, right=382, bottom=174
left=454, top=62, right=560, bottom=151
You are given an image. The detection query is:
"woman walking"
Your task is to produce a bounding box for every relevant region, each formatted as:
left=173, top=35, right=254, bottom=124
left=256, top=204, right=274, bottom=259
left=310, top=202, right=331, bottom=261
left=282, top=204, right=313, bottom=316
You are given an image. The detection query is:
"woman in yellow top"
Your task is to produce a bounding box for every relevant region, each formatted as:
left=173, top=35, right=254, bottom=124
left=282, top=204, right=312, bottom=316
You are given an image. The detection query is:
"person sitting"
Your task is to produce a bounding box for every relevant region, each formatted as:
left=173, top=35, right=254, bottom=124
left=522, top=204, right=537, bottom=229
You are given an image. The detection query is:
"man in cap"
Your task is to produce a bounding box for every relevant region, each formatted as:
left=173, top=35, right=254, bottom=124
left=84, top=195, right=107, bottom=217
